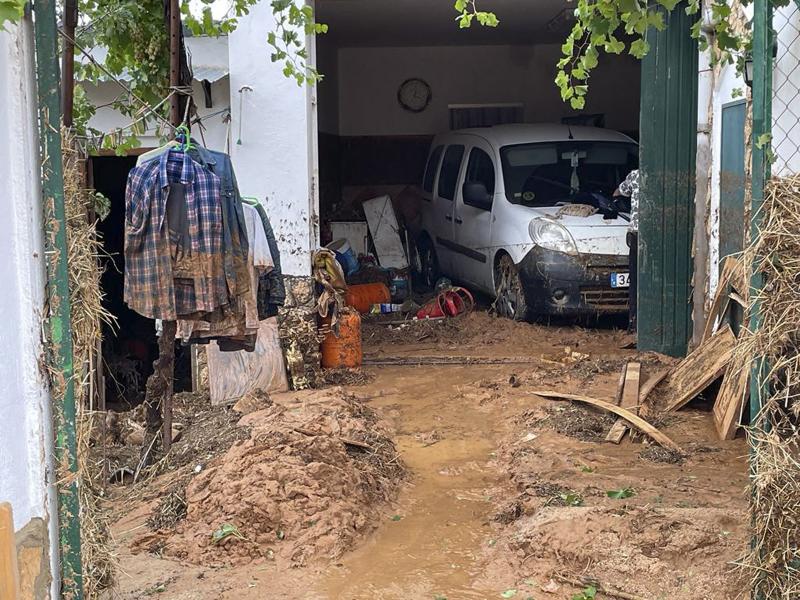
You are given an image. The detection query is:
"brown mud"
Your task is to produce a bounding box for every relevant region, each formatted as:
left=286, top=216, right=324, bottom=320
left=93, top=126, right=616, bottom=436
left=104, top=312, right=748, bottom=599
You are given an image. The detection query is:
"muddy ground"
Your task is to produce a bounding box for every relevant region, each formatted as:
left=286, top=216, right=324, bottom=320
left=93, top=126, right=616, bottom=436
left=102, top=312, right=749, bottom=600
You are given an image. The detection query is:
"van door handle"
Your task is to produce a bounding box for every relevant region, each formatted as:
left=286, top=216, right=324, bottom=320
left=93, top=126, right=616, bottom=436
left=445, top=215, right=453, bottom=222
left=454, top=217, right=463, bottom=225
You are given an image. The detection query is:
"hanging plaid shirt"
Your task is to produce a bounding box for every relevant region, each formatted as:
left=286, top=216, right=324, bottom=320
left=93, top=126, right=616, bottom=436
left=124, top=149, right=227, bottom=320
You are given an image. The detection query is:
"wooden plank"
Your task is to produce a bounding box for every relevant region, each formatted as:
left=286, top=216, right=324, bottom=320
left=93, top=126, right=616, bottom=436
left=639, top=369, right=669, bottom=405
left=0, top=503, right=21, bottom=600
left=714, top=357, right=750, bottom=440
left=606, top=362, right=641, bottom=443
left=702, top=257, right=740, bottom=342
left=658, top=325, right=737, bottom=414
left=532, top=390, right=684, bottom=454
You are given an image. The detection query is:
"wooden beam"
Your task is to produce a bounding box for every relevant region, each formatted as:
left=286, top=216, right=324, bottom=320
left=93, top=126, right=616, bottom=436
left=0, top=503, right=20, bottom=600
left=531, top=391, right=684, bottom=454
left=606, top=362, right=641, bottom=443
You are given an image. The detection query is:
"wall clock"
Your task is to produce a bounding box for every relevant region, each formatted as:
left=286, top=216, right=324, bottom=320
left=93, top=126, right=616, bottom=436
left=397, top=78, right=432, bottom=113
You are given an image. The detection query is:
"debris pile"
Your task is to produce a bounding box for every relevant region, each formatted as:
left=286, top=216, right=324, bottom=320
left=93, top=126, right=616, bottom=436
left=132, top=388, right=404, bottom=568
left=736, top=175, right=800, bottom=598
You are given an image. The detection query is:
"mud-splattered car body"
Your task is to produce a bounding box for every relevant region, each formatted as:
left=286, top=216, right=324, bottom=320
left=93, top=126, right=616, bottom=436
left=417, top=124, right=637, bottom=318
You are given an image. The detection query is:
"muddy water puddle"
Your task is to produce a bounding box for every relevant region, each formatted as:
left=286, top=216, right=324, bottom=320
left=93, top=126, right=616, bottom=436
left=311, top=366, right=515, bottom=599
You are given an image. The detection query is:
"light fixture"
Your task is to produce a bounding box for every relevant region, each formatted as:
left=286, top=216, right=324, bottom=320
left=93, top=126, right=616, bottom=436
left=744, top=51, right=754, bottom=87
left=744, top=37, right=779, bottom=88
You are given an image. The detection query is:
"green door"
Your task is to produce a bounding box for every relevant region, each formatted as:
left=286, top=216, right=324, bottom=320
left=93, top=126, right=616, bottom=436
left=638, top=4, right=699, bottom=357
left=719, top=101, right=746, bottom=263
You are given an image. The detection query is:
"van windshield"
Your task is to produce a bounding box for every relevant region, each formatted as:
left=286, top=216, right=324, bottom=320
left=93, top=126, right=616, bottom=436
left=499, top=141, right=638, bottom=207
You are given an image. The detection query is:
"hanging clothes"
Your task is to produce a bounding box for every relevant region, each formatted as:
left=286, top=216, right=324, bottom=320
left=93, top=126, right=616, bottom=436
left=241, top=197, right=286, bottom=318
left=124, top=148, right=227, bottom=321
left=177, top=203, right=273, bottom=346
left=190, top=146, right=250, bottom=301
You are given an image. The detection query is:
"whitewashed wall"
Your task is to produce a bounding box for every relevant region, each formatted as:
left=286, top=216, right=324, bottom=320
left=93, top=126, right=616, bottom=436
left=228, top=1, right=317, bottom=276
left=0, top=16, right=59, bottom=597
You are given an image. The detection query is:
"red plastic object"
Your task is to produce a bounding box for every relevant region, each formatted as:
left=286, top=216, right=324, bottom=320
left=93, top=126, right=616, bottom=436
left=416, top=287, right=474, bottom=320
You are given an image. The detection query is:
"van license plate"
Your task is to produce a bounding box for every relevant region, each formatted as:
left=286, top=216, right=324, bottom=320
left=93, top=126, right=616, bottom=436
left=610, top=273, right=630, bottom=288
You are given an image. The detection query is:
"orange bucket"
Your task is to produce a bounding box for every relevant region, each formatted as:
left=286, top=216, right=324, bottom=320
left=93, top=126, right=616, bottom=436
left=345, top=283, right=391, bottom=314
left=321, top=311, right=363, bottom=368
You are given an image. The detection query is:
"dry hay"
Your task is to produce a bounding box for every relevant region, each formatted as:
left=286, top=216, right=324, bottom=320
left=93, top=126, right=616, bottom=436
left=737, top=174, right=800, bottom=598
left=131, top=388, right=404, bottom=568
left=63, top=131, right=117, bottom=597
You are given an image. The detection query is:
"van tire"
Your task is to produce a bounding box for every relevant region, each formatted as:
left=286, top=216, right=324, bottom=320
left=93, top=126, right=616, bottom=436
left=415, top=235, right=440, bottom=290
left=494, top=254, right=531, bottom=321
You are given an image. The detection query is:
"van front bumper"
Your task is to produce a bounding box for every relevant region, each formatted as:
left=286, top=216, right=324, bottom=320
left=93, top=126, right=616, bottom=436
left=517, top=247, right=630, bottom=315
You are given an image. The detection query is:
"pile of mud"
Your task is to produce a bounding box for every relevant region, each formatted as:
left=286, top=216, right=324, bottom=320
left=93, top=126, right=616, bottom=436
left=133, top=388, right=404, bottom=568
left=509, top=506, right=745, bottom=599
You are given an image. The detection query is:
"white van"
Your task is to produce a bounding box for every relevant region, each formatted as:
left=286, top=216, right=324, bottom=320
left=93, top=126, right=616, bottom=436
left=415, top=124, right=637, bottom=320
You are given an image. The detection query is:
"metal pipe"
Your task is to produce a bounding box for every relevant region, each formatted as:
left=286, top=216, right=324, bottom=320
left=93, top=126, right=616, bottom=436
left=32, top=0, right=84, bottom=597
left=60, top=0, right=78, bottom=127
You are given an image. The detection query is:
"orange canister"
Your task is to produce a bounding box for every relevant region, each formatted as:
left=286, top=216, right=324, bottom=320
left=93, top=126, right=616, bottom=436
left=321, top=311, right=363, bottom=368
left=345, top=283, right=391, bottom=314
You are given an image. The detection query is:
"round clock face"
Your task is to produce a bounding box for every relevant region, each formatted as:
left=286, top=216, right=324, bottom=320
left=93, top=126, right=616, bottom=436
left=397, top=78, right=432, bottom=113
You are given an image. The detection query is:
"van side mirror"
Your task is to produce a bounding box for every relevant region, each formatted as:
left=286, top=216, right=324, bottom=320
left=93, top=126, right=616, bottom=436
left=463, top=182, right=493, bottom=211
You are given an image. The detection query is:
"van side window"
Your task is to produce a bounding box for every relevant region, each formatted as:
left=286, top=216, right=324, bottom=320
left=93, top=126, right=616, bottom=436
left=423, top=145, right=444, bottom=193
left=465, top=148, right=496, bottom=205
left=437, top=145, right=465, bottom=201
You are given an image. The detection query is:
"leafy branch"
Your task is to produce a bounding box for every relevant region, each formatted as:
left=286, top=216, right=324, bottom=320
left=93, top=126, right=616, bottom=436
left=456, top=0, right=792, bottom=109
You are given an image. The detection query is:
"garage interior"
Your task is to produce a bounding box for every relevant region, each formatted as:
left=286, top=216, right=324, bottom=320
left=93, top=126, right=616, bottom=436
left=314, top=0, right=642, bottom=250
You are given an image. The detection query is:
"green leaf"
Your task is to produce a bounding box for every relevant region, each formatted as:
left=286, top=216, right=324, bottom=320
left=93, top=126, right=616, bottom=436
left=607, top=487, right=636, bottom=499
left=658, top=0, right=681, bottom=10
left=756, top=133, right=772, bottom=149
left=500, top=590, right=517, bottom=599
left=570, top=96, right=586, bottom=110
left=0, top=0, right=25, bottom=31
left=390, top=514, right=403, bottom=522
left=629, top=38, right=650, bottom=59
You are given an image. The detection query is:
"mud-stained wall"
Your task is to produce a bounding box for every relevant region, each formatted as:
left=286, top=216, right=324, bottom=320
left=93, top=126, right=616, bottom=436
left=0, top=17, right=58, bottom=600
left=228, top=1, right=317, bottom=277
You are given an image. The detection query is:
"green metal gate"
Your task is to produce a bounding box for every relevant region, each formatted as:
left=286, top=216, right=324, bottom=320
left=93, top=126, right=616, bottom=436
left=637, top=4, right=699, bottom=357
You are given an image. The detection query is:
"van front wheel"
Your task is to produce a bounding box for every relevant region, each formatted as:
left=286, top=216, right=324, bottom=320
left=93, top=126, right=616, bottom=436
left=416, top=235, right=440, bottom=290
left=494, top=254, right=530, bottom=321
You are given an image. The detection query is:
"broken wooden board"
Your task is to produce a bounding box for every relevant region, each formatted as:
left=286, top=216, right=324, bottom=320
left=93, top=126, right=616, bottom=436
left=362, top=195, right=409, bottom=269
left=714, top=357, right=750, bottom=440
left=655, top=325, right=736, bottom=415
left=702, top=256, right=745, bottom=342
left=0, top=503, right=20, bottom=600
left=639, top=369, right=669, bottom=405
left=532, top=390, right=684, bottom=454
left=606, top=362, right=641, bottom=444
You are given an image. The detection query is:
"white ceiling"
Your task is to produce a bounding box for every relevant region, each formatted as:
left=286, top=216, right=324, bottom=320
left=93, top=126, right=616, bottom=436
left=316, top=0, right=576, bottom=47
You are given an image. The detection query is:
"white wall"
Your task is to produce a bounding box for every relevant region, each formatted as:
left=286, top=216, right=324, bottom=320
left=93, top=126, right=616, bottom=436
left=0, top=16, right=59, bottom=595
left=335, top=44, right=641, bottom=137
left=228, top=0, right=317, bottom=275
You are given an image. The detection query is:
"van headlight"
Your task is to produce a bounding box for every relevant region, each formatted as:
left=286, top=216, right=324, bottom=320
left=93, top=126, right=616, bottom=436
left=528, top=218, right=579, bottom=255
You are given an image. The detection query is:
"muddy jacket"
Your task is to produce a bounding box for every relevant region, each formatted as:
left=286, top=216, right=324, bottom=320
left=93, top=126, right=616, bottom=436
left=190, top=146, right=251, bottom=300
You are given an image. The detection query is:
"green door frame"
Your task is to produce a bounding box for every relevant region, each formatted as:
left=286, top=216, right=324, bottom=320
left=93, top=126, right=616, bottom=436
left=637, top=4, right=699, bottom=357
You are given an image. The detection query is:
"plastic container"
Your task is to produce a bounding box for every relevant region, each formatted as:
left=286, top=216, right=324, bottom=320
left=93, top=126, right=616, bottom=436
left=321, top=311, right=363, bottom=368
left=327, top=238, right=359, bottom=275
left=345, top=282, right=391, bottom=314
